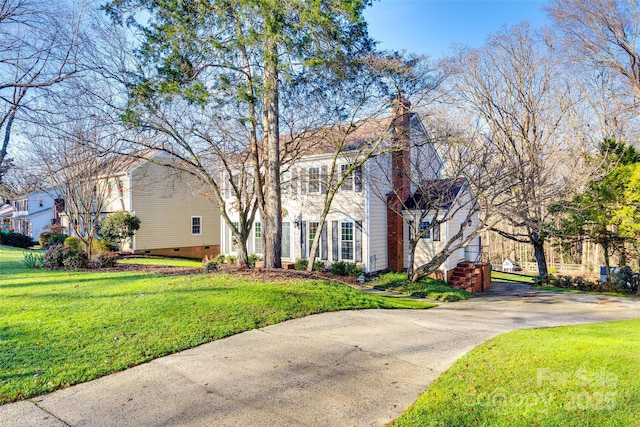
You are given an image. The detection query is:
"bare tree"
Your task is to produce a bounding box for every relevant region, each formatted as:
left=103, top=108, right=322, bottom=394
left=0, top=0, right=86, bottom=183
left=30, top=121, right=123, bottom=258
left=546, top=0, right=640, bottom=107
left=442, top=22, right=579, bottom=277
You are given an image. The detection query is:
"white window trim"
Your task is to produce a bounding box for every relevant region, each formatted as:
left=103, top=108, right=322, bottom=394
left=339, top=164, right=354, bottom=192
left=420, top=220, right=432, bottom=241
left=254, top=222, right=263, bottom=255
left=191, top=216, right=202, bottom=235
left=307, top=221, right=320, bottom=258
left=308, top=166, right=321, bottom=194
left=339, top=221, right=354, bottom=262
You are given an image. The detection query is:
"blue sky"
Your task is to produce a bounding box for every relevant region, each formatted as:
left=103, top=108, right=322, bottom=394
left=364, top=0, right=548, bottom=58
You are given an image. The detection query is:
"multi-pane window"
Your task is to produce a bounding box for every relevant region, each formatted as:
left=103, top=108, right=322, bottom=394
left=254, top=222, right=262, bottom=254
left=308, top=167, right=320, bottom=193
left=341, top=222, right=354, bottom=261
left=281, top=170, right=291, bottom=195
left=341, top=164, right=353, bottom=191
left=420, top=221, right=431, bottom=240
left=191, top=216, right=202, bottom=235
left=308, top=221, right=319, bottom=257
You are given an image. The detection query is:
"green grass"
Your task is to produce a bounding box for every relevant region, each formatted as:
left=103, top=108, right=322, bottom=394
left=0, top=245, right=435, bottom=404
left=491, top=271, right=536, bottom=284
left=370, top=271, right=472, bottom=302
left=117, top=256, right=203, bottom=267
left=393, top=319, right=640, bottom=426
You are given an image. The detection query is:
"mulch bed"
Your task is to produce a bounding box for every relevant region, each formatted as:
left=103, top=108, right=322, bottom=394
left=109, top=262, right=358, bottom=286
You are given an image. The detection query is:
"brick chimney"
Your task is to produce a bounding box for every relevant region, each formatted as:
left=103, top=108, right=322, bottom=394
left=387, top=95, right=412, bottom=272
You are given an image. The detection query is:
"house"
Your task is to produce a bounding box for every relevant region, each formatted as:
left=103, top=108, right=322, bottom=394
left=1, top=199, right=13, bottom=233
left=220, top=98, right=482, bottom=280
left=8, top=190, right=57, bottom=239
left=402, top=177, right=482, bottom=278
left=62, top=150, right=221, bottom=259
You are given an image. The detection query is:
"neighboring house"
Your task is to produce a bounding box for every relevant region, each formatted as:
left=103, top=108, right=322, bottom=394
left=220, top=98, right=481, bottom=279
left=62, top=150, right=221, bottom=259
left=9, top=190, right=57, bottom=239
left=1, top=199, right=13, bottom=233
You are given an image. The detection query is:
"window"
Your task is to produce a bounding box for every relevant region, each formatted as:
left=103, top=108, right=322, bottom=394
left=191, top=216, right=202, bottom=235
left=281, top=222, right=291, bottom=259
left=308, top=221, right=319, bottom=257
left=229, top=221, right=239, bottom=251
left=420, top=221, right=431, bottom=240
left=340, top=164, right=353, bottom=191
left=254, top=222, right=262, bottom=254
left=308, top=167, right=320, bottom=193
left=340, top=222, right=354, bottom=261
left=281, top=170, right=291, bottom=195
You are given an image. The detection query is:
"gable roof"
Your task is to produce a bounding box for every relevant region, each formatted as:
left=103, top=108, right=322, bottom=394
left=96, top=149, right=162, bottom=176
left=403, top=177, right=467, bottom=211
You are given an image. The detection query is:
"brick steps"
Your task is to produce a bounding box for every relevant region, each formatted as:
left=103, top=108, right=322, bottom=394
left=449, top=262, right=491, bottom=293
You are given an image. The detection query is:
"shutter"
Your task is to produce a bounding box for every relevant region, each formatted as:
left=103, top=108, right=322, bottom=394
left=320, top=165, right=327, bottom=194
left=433, top=222, right=441, bottom=241
left=321, top=224, right=328, bottom=260
left=332, top=221, right=339, bottom=261
left=355, top=220, right=363, bottom=262
left=301, top=169, right=307, bottom=195
left=301, top=221, right=307, bottom=258
left=354, top=166, right=363, bottom=192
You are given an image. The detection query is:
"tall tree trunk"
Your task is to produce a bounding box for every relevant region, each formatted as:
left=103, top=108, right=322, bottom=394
left=261, top=36, right=282, bottom=268
left=531, top=231, right=548, bottom=277
left=406, top=237, right=418, bottom=282
left=602, top=240, right=611, bottom=283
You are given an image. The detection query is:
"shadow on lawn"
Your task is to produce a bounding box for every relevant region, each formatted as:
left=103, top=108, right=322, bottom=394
left=0, top=273, right=162, bottom=289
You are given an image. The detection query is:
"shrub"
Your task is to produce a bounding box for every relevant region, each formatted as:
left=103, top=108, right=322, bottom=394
left=214, top=253, right=226, bottom=264
left=38, top=231, right=55, bottom=247
left=99, top=212, right=141, bottom=251
left=21, top=252, right=44, bottom=268
left=294, top=258, right=308, bottom=270
left=345, top=262, right=363, bottom=278
left=247, top=254, right=259, bottom=268
left=39, top=232, right=68, bottom=248
left=330, top=261, right=348, bottom=276
left=330, top=261, right=364, bottom=277
left=62, top=252, right=88, bottom=269
left=90, top=252, right=119, bottom=268
left=91, top=238, right=114, bottom=255
left=610, top=266, right=639, bottom=294
left=225, top=255, right=237, bottom=265
left=64, top=236, right=83, bottom=251
left=0, top=232, right=35, bottom=249
left=44, top=245, right=87, bottom=269
left=43, top=245, right=74, bottom=268
left=203, top=260, right=219, bottom=272
left=313, top=260, right=326, bottom=272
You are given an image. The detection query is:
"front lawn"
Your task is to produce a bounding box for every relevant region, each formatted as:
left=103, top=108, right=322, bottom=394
left=0, top=245, right=434, bottom=404
left=393, top=319, right=640, bottom=426
left=370, top=272, right=473, bottom=302
left=491, top=270, right=536, bottom=284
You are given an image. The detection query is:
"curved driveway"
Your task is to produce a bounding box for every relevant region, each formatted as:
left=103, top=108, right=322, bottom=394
left=3, top=285, right=639, bottom=426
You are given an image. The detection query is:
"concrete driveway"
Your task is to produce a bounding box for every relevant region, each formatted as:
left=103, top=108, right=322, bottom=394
left=2, top=285, right=639, bottom=426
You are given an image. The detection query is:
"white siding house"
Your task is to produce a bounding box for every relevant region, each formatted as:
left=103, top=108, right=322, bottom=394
left=9, top=190, right=58, bottom=240
left=220, top=98, right=482, bottom=279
